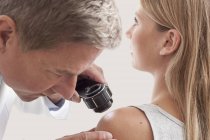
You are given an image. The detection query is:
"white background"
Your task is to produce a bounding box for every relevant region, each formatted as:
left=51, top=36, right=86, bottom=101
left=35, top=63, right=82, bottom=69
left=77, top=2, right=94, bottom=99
left=4, top=1, right=154, bottom=140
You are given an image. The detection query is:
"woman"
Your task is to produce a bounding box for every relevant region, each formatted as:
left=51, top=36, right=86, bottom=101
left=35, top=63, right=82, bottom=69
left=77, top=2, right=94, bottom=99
left=96, top=0, right=210, bottom=140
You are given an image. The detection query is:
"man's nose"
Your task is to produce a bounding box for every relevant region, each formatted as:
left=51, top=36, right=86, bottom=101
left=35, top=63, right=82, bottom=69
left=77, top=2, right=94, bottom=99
left=51, top=76, right=78, bottom=100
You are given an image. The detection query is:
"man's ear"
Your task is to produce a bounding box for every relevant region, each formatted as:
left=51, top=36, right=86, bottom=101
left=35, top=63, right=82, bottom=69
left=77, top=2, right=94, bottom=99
left=0, top=15, right=16, bottom=53
left=159, top=29, right=181, bottom=56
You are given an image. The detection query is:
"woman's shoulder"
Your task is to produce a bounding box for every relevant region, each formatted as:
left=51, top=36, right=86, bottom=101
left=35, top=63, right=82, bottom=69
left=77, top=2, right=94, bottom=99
left=96, top=106, right=153, bottom=140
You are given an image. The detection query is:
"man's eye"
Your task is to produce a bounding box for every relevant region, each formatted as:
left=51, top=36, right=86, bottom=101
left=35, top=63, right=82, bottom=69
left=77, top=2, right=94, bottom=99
left=55, top=73, right=62, bottom=77
left=52, top=72, right=62, bottom=78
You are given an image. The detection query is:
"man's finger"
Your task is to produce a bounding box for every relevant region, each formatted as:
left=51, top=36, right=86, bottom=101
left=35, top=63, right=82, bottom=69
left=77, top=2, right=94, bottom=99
left=88, top=127, right=96, bottom=132
left=81, top=64, right=106, bottom=83
left=57, top=131, right=115, bottom=140
left=79, top=131, right=113, bottom=140
left=69, top=91, right=81, bottom=103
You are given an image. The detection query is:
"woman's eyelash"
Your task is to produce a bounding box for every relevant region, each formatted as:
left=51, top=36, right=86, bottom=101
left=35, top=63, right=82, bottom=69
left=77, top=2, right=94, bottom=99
left=134, top=17, right=137, bottom=22
left=134, top=17, right=138, bottom=24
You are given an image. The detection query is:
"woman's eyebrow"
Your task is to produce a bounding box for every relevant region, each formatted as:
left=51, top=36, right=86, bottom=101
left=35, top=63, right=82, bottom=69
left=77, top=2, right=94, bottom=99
left=135, top=12, right=143, bottom=20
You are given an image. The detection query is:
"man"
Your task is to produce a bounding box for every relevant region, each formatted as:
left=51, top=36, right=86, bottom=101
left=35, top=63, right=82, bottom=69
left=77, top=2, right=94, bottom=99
left=0, top=0, right=121, bottom=139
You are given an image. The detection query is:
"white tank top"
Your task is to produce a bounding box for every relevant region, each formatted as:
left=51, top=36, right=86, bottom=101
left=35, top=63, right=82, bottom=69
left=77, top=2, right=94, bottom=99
left=135, top=104, right=185, bottom=140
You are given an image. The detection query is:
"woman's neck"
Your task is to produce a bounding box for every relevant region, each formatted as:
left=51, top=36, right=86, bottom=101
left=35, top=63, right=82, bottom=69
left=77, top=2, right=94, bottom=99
left=151, top=73, right=184, bottom=122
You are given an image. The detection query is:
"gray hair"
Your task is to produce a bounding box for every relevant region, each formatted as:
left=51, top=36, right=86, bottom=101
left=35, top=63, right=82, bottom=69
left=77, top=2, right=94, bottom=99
left=0, top=0, right=122, bottom=50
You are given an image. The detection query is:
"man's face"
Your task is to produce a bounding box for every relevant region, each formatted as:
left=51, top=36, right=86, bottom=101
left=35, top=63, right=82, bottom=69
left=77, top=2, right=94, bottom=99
left=0, top=41, right=102, bottom=101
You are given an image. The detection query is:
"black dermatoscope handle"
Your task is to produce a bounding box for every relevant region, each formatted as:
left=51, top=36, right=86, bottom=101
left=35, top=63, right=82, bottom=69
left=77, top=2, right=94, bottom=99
left=76, top=76, right=113, bottom=113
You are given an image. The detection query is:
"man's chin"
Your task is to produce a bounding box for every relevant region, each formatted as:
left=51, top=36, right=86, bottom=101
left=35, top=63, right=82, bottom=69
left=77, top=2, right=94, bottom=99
left=18, top=96, right=39, bottom=102
left=14, top=90, right=42, bottom=102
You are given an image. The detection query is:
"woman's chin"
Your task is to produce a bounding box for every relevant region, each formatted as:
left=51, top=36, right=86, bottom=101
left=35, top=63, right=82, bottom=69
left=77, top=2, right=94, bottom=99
left=132, top=63, right=146, bottom=72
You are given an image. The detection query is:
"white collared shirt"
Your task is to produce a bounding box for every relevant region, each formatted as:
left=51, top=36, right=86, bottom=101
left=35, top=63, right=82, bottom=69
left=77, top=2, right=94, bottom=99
left=0, top=78, right=70, bottom=140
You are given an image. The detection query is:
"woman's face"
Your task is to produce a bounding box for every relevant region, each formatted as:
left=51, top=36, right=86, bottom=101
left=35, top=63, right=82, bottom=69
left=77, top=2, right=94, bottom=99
left=126, top=5, right=165, bottom=73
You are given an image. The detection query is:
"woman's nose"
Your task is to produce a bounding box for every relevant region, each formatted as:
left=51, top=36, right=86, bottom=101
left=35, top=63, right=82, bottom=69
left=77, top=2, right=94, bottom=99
left=51, top=76, right=78, bottom=100
left=126, top=27, right=133, bottom=39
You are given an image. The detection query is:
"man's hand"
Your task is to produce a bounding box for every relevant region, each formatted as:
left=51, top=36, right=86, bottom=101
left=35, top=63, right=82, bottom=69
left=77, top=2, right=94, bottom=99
left=57, top=129, right=116, bottom=140
left=80, top=64, right=107, bottom=84
left=48, top=64, right=106, bottom=104
left=68, top=64, right=106, bottom=103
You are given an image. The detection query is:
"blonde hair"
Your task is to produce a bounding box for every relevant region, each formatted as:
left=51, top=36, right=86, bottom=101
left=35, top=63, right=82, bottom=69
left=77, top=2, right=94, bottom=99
left=141, top=0, right=210, bottom=140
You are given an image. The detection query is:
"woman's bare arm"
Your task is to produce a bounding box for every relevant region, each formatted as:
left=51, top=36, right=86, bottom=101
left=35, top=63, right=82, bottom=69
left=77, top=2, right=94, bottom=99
left=96, top=107, right=153, bottom=140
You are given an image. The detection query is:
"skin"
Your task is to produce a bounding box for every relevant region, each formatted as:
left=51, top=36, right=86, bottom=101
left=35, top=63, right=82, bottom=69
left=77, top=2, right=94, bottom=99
left=0, top=15, right=114, bottom=140
left=0, top=41, right=102, bottom=101
left=0, top=15, right=102, bottom=102
left=57, top=128, right=116, bottom=140
left=96, top=4, right=182, bottom=140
